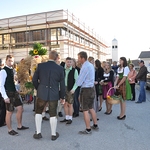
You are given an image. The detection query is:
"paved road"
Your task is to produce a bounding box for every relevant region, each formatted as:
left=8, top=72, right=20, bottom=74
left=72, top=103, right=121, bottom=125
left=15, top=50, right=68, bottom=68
left=0, top=85, right=150, bottom=150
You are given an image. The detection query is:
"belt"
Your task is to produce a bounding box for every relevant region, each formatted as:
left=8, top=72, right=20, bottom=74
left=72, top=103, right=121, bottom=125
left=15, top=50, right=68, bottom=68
left=81, top=87, right=94, bottom=89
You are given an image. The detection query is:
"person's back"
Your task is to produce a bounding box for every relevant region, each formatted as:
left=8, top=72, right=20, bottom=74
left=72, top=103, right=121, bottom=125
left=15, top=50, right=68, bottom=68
left=32, top=50, right=65, bottom=141
left=33, top=61, right=64, bottom=101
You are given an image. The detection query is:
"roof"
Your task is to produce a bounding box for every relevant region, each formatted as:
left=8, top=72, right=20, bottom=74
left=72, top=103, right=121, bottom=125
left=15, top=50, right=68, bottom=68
left=131, top=59, right=139, bottom=66
left=112, top=38, right=117, bottom=41
left=139, top=51, right=150, bottom=58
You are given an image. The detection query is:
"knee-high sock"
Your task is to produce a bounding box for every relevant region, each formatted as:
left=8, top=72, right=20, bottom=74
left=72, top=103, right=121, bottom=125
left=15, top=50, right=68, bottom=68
left=50, top=116, right=57, bottom=136
left=35, top=114, right=42, bottom=134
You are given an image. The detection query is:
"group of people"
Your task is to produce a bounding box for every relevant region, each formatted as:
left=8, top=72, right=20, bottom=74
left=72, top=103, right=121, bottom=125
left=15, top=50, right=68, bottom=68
left=0, top=51, right=148, bottom=141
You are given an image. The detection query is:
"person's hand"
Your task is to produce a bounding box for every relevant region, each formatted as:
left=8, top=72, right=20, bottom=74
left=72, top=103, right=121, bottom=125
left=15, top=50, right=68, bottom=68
left=4, top=98, right=10, bottom=103
left=94, top=81, right=98, bottom=85
left=70, top=90, right=75, bottom=94
left=100, top=81, right=104, bottom=85
left=104, top=82, right=108, bottom=85
left=60, top=99, right=65, bottom=105
left=114, top=85, right=119, bottom=89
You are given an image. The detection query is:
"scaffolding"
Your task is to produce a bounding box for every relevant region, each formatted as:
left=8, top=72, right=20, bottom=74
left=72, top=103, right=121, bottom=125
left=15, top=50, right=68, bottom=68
left=0, top=9, right=108, bottom=61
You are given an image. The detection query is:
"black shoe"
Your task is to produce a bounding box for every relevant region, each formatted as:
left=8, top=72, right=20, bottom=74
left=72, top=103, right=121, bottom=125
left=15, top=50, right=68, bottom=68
left=60, top=119, right=68, bottom=122
left=131, top=99, right=135, bottom=101
left=73, top=114, right=79, bottom=118
left=46, top=110, right=49, bottom=113
left=17, top=126, right=29, bottom=130
left=91, top=125, right=99, bottom=131
left=78, top=129, right=92, bottom=135
left=8, top=130, right=19, bottom=136
left=66, top=119, right=72, bottom=124
left=33, top=133, right=42, bottom=139
left=135, top=101, right=142, bottom=103
left=98, top=107, right=102, bottom=112
left=51, top=132, right=59, bottom=141
left=117, top=115, right=126, bottom=120
left=79, top=109, right=83, bottom=112
left=58, top=112, right=63, bottom=117
left=42, top=116, right=49, bottom=121
left=105, top=110, right=112, bottom=115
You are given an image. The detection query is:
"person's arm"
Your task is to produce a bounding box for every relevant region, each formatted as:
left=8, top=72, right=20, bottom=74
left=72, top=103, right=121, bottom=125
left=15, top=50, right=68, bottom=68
left=76, top=67, right=88, bottom=87
left=0, top=70, right=8, bottom=100
left=32, top=64, right=40, bottom=90
left=130, top=70, right=137, bottom=81
left=71, top=69, right=78, bottom=93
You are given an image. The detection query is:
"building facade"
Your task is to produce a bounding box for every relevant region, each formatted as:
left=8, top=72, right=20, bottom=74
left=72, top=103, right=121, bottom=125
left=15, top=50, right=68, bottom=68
left=0, top=10, right=108, bottom=61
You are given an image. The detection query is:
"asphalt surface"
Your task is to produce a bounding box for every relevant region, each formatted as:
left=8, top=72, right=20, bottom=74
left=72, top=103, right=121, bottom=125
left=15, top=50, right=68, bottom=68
left=0, top=85, right=150, bottom=150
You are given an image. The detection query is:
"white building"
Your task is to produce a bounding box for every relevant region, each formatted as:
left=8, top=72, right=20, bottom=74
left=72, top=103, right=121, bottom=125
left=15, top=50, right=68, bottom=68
left=0, top=10, right=108, bottom=61
left=112, top=38, right=118, bottom=62
left=139, top=51, right=150, bottom=71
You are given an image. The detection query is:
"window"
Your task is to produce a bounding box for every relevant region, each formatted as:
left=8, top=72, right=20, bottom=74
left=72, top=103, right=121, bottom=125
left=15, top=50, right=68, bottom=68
left=51, top=28, right=57, bottom=45
left=3, top=34, right=10, bottom=44
left=61, top=27, right=67, bottom=36
left=16, top=32, right=25, bottom=43
left=32, top=30, right=45, bottom=41
left=25, top=31, right=29, bottom=42
left=10, top=33, right=16, bottom=43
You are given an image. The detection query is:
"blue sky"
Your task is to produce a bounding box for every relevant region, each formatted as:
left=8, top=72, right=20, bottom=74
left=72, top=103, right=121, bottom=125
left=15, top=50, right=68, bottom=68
left=1, top=0, right=150, bottom=60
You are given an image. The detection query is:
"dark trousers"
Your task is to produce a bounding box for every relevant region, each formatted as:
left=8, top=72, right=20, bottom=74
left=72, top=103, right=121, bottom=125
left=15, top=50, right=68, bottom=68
left=35, top=98, right=58, bottom=117
left=33, top=96, right=36, bottom=111
left=73, top=87, right=80, bottom=115
left=130, top=83, right=135, bottom=100
left=0, top=94, right=6, bottom=127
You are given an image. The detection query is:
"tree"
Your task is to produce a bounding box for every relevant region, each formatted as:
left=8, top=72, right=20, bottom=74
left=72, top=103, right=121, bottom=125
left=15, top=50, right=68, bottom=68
left=127, top=58, right=132, bottom=65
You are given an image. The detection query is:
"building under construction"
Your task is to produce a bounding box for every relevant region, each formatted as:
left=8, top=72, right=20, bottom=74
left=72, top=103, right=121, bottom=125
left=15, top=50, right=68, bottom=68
left=0, top=9, right=108, bottom=61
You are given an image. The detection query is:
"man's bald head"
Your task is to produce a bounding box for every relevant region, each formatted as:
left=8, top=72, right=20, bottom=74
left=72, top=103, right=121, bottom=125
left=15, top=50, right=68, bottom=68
left=49, top=50, right=58, bottom=61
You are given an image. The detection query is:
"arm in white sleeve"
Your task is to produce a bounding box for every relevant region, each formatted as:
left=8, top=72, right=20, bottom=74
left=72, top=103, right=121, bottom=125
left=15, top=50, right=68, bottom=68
left=123, top=66, right=130, bottom=76
left=0, top=70, right=8, bottom=99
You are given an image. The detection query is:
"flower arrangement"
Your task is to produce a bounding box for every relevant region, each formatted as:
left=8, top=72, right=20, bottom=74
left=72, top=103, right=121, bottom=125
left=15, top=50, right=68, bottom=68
left=17, top=43, right=49, bottom=95
left=29, top=43, right=47, bottom=56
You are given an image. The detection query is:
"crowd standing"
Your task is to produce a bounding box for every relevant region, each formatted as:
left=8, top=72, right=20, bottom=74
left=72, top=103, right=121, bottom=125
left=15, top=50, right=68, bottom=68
left=0, top=51, right=148, bottom=140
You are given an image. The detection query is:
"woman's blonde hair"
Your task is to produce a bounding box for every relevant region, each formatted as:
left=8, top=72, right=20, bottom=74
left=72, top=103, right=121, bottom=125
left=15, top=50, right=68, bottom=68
left=104, top=62, right=112, bottom=72
left=88, top=56, right=94, bottom=63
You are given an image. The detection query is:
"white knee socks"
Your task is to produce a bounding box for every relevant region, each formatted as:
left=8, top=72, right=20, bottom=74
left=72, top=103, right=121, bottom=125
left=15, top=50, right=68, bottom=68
left=42, top=112, right=45, bottom=118
left=35, top=114, right=42, bottom=134
left=50, top=117, right=57, bottom=136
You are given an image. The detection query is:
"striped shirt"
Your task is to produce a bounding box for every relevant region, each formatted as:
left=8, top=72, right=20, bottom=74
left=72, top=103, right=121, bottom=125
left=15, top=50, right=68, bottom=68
left=76, top=61, right=95, bottom=88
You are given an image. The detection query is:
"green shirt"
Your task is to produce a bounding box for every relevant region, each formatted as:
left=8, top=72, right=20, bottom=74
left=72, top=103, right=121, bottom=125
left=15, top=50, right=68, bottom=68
left=65, top=66, right=78, bottom=91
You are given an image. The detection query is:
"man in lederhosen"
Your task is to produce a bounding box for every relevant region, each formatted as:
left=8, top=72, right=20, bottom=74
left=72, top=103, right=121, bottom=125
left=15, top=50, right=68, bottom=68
left=0, top=55, right=29, bottom=135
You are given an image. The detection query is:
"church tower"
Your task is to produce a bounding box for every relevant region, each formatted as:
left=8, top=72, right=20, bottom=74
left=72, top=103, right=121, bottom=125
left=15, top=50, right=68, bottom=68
left=112, top=38, right=118, bottom=62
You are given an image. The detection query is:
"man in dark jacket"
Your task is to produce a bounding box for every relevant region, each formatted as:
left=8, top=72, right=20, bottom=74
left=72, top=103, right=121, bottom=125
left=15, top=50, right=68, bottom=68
left=136, top=60, right=147, bottom=103
left=32, top=50, right=65, bottom=141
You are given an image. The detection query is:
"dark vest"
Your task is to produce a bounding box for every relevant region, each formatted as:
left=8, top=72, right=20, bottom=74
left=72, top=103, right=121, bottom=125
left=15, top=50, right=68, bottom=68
left=65, top=68, right=75, bottom=91
left=3, top=66, right=16, bottom=92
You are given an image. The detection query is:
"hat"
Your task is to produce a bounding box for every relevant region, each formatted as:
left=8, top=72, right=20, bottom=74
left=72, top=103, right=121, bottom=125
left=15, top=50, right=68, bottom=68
left=139, top=60, right=144, bottom=64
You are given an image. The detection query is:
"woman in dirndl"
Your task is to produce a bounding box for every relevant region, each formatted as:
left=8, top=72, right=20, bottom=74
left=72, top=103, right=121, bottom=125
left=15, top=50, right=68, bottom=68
left=101, top=62, right=114, bottom=115
left=114, top=57, right=132, bottom=120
